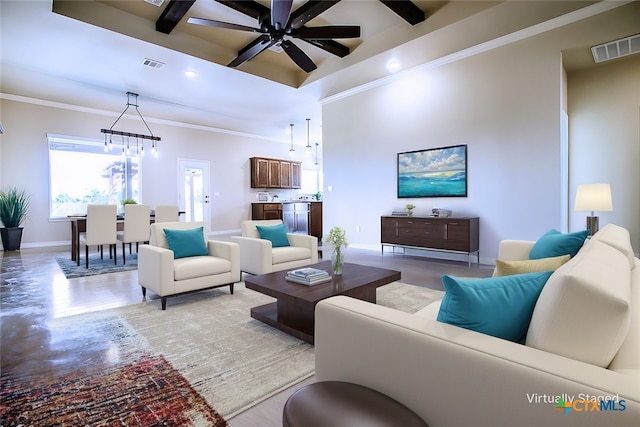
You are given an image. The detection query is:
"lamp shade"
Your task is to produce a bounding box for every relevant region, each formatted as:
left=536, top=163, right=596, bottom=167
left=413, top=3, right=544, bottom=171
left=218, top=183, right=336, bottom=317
left=574, top=184, right=613, bottom=212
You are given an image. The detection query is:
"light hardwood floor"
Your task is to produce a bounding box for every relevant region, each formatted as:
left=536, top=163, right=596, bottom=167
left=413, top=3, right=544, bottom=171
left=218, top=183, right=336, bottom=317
left=0, top=244, right=492, bottom=426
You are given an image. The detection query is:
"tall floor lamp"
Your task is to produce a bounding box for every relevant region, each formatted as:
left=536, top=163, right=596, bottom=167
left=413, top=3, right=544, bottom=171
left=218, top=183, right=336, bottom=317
left=574, top=183, right=613, bottom=236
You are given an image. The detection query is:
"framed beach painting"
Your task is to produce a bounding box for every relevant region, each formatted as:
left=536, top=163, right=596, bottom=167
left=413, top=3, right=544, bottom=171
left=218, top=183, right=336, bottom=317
left=397, top=144, right=468, bottom=198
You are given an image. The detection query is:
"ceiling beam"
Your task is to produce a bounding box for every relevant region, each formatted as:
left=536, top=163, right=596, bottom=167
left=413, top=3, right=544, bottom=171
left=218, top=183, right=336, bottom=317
left=156, top=0, right=196, bottom=34
left=379, top=0, right=425, bottom=25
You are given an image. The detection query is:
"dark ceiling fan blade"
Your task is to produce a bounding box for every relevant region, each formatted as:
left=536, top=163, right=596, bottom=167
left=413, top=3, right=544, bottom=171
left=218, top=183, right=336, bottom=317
left=156, top=0, right=196, bottom=34
left=289, top=1, right=340, bottom=29
left=215, top=0, right=270, bottom=20
left=187, top=17, right=261, bottom=33
left=379, top=0, right=425, bottom=25
left=228, top=34, right=274, bottom=67
left=281, top=40, right=317, bottom=72
left=292, top=25, right=360, bottom=39
left=302, top=39, right=350, bottom=57
left=271, top=0, right=293, bottom=30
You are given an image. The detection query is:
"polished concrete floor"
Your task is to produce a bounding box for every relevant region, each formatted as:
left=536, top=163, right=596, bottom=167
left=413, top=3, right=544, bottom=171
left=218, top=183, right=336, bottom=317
left=0, top=245, right=493, bottom=426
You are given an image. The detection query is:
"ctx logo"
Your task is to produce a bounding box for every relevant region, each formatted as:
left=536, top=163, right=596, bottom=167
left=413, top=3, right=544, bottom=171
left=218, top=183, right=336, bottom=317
left=555, top=398, right=626, bottom=415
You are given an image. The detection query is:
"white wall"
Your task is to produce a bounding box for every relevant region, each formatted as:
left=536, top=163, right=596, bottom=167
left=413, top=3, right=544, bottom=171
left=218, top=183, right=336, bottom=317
left=322, top=39, right=563, bottom=263
left=568, top=55, right=640, bottom=253
left=0, top=97, right=316, bottom=247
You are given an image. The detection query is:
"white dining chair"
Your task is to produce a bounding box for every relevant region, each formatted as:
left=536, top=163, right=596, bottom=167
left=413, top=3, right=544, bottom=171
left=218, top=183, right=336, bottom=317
left=117, top=204, right=150, bottom=264
left=78, top=204, right=117, bottom=268
left=154, top=205, right=180, bottom=223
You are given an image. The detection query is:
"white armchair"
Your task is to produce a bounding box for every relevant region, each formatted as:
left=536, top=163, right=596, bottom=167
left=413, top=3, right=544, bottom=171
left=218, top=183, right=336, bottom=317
left=231, top=219, right=318, bottom=275
left=138, top=221, right=240, bottom=310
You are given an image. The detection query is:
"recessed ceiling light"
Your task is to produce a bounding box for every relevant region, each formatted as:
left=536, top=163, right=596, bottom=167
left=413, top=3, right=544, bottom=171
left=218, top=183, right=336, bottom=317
left=386, top=58, right=401, bottom=73
left=185, top=71, right=197, bottom=78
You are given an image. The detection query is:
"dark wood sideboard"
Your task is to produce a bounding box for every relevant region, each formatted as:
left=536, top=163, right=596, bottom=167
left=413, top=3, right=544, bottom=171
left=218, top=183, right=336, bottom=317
left=381, top=216, right=479, bottom=267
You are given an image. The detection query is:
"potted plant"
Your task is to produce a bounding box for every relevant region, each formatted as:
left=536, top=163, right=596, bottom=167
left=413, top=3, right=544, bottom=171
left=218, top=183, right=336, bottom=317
left=325, top=226, right=348, bottom=275
left=405, top=203, right=416, bottom=216
left=0, top=187, right=31, bottom=251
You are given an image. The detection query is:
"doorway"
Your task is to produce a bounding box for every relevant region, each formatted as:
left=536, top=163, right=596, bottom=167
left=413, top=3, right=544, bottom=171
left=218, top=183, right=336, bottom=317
left=177, top=159, right=211, bottom=232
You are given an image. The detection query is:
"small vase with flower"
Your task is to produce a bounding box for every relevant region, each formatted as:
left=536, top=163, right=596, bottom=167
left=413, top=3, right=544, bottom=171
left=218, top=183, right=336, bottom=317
left=326, top=226, right=348, bottom=275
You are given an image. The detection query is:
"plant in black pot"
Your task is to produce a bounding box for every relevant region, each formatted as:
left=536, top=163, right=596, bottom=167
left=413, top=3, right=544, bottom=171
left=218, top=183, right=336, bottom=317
left=0, top=187, right=31, bottom=251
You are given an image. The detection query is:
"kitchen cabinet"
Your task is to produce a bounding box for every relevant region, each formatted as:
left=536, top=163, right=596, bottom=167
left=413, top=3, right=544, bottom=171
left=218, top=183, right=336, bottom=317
left=251, top=203, right=282, bottom=220
left=250, top=157, right=301, bottom=189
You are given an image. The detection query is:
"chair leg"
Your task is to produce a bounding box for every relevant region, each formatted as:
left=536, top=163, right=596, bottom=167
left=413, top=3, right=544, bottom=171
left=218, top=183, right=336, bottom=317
left=77, top=244, right=81, bottom=266
left=129, top=242, right=132, bottom=254
left=122, top=242, right=126, bottom=264
left=85, top=246, right=89, bottom=269
left=161, top=297, right=167, bottom=310
left=230, top=283, right=234, bottom=294
left=113, top=244, right=117, bottom=265
left=141, top=287, right=147, bottom=297
left=100, top=245, right=104, bottom=259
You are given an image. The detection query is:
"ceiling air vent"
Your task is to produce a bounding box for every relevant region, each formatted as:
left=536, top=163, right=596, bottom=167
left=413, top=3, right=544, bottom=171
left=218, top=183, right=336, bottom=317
left=142, top=58, right=165, bottom=69
left=591, top=34, right=640, bottom=63
left=144, top=0, right=165, bottom=7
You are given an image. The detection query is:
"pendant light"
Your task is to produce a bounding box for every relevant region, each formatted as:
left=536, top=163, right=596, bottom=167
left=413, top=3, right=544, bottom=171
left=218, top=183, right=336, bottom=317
left=289, top=123, right=295, bottom=154
left=305, top=118, right=311, bottom=149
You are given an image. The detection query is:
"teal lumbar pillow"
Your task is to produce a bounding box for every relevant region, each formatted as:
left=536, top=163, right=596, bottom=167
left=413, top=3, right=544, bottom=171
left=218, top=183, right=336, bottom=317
left=529, top=229, right=589, bottom=259
left=163, top=227, right=209, bottom=259
left=256, top=223, right=290, bottom=247
left=436, top=271, right=553, bottom=343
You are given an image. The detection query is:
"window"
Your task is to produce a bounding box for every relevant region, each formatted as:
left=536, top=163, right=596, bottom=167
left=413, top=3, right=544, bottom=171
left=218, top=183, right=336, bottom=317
left=48, top=134, right=140, bottom=218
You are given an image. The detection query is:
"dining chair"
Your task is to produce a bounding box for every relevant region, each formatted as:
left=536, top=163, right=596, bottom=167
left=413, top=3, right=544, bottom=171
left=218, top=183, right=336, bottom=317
left=117, top=204, right=151, bottom=264
left=154, top=205, right=180, bottom=223
left=78, top=204, right=117, bottom=268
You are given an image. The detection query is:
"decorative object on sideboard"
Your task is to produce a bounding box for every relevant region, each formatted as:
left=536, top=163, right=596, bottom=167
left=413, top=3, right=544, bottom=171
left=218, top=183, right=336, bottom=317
left=431, top=208, right=452, bottom=218
left=574, top=183, right=613, bottom=236
left=326, top=226, right=348, bottom=275
left=405, top=203, right=416, bottom=216
left=0, top=187, right=31, bottom=251
left=101, top=92, right=159, bottom=157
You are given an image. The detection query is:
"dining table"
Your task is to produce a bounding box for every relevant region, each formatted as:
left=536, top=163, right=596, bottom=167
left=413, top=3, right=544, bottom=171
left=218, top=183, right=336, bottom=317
left=67, top=215, right=155, bottom=262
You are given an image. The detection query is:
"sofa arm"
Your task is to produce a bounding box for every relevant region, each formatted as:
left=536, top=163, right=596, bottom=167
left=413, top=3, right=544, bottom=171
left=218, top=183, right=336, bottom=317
left=498, top=239, right=535, bottom=260
left=288, top=233, right=318, bottom=263
left=208, top=240, right=241, bottom=282
left=138, top=244, right=176, bottom=297
left=315, top=296, right=640, bottom=427
left=230, top=236, right=273, bottom=275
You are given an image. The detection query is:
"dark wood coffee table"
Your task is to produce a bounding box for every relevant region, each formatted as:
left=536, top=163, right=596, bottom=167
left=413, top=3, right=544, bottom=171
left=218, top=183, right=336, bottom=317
left=244, top=261, right=401, bottom=344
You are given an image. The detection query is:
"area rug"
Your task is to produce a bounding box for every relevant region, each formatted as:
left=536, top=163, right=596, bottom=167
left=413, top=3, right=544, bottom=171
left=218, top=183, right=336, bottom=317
left=56, top=252, right=137, bottom=279
left=0, top=281, right=443, bottom=426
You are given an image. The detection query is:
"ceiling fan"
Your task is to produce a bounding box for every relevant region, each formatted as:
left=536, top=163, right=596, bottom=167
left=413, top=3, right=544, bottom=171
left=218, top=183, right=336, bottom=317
left=187, top=0, right=361, bottom=72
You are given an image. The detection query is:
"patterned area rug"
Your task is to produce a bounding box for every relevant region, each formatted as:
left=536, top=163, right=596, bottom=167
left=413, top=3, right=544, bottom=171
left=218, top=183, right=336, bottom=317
left=1, top=354, right=227, bottom=426
left=56, top=252, right=137, bottom=279
left=0, top=282, right=443, bottom=426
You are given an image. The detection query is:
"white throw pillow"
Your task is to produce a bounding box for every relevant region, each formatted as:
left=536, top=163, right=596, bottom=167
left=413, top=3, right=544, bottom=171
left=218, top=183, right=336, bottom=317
left=526, top=240, right=631, bottom=367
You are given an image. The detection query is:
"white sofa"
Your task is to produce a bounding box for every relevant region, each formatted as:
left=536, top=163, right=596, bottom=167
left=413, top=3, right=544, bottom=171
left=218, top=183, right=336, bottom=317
left=315, top=224, right=639, bottom=427
left=138, top=221, right=240, bottom=309
left=231, top=220, right=317, bottom=275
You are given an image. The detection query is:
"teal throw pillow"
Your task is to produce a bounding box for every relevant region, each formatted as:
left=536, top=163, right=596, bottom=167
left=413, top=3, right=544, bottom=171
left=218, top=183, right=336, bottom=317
left=256, top=223, right=290, bottom=247
left=436, top=271, right=553, bottom=343
left=529, top=229, right=589, bottom=259
left=163, top=227, right=209, bottom=259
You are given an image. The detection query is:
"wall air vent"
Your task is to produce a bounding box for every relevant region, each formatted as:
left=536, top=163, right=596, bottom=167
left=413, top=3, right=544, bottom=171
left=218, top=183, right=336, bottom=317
left=142, top=58, right=165, bottom=69
left=144, top=0, right=165, bottom=7
left=591, top=34, right=640, bottom=63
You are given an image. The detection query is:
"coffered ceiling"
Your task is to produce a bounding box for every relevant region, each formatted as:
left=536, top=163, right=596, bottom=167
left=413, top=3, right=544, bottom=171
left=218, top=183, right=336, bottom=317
left=1, top=1, right=637, bottom=142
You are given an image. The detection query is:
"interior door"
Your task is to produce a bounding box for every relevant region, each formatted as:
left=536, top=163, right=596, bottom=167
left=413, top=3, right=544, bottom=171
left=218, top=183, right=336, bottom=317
left=178, top=159, right=210, bottom=232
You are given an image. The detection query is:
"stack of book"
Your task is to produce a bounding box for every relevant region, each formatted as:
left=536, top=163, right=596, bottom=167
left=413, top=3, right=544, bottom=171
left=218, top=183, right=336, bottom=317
left=286, top=267, right=331, bottom=286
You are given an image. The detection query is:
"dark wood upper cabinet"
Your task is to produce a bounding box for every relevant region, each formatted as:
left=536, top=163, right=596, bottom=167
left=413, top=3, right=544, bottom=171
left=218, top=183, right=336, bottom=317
left=251, top=157, right=301, bottom=189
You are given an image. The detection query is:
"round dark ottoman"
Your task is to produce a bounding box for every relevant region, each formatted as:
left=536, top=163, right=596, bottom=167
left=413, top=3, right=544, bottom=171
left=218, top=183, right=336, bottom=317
left=283, top=381, right=428, bottom=427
